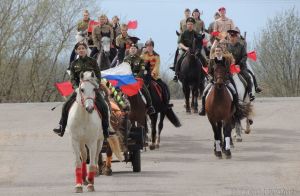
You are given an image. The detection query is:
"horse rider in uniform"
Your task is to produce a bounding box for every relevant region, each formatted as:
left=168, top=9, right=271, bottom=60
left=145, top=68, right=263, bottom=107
left=53, top=42, right=111, bottom=138
left=123, top=43, right=156, bottom=115
left=115, top=24, right=132, bottom=63
left=226, top=29, right=256, bottom=101
left=91, top=14, right=114, bottom=58
left=199, top=44, right=240, bottom=116
left=179, top=8, right=191, bottom=33
left=213, top=7, right=235, bottom=34
left=170, top=17, right=200, bottom=82
left=192, top=8, right=205, bottom=33
left=141, top=39, right=169, bottom=103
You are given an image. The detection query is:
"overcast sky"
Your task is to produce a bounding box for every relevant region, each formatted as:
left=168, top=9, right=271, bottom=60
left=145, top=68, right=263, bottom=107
left=96, top=0, right=299, bottom=72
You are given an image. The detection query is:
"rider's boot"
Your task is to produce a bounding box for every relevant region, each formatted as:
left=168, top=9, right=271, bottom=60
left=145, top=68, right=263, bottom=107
left=199, top=96, right=206, bottom=116
left=53, top=92, right=77, bottom=137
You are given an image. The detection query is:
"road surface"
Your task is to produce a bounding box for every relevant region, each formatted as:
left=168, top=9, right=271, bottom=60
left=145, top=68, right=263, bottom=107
left=0, top=98, right=299, bottom=196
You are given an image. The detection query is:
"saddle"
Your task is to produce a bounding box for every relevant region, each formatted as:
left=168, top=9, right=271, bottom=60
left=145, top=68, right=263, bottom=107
left=149, top=80, right=170, bottom=104
left=150, top=80, right=163, bottom=102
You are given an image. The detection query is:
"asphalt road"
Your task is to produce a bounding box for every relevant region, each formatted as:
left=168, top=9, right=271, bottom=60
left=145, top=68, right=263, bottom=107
left=0, top=98, right=299, bottom=196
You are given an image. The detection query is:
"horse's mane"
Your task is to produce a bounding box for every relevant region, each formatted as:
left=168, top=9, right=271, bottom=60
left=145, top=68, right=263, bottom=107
left=82, top=71, right=99, bottom=89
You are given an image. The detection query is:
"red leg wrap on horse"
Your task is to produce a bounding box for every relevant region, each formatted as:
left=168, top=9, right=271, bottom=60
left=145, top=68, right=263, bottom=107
left=75, top=167, right=83, bottom=184
left=88, top=171, right=96, bottom=184
left=82, top=162, right=87, bottom=179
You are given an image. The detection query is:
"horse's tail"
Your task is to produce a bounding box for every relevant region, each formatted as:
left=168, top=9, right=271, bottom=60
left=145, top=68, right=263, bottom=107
left=165, top=107, right=181, bottom=127
left=107, top=134, right=124, bottom=162
left=234, top=102, right=253, bottom=122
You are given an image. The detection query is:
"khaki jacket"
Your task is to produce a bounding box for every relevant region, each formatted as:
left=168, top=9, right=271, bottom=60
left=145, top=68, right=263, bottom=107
left=92, top=24, right=114, bottom=50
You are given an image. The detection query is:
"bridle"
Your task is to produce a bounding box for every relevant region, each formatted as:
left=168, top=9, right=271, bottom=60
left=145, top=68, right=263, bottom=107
left=78, top=80, right=96, bottom=106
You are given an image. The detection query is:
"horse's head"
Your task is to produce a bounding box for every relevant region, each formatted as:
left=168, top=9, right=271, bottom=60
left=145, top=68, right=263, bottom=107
left=76, top=31, right=87, bottom=43
left=101, top=36, right=111, bottom=54
left=78, top=71, right=98, bottom=113
left=214, top=64, right=226, bottom=89
left=191, top=33, right=205, bottom=54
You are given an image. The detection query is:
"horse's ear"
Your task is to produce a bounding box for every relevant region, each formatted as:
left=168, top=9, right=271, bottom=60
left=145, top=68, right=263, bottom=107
left=176, top=31, right=180, bottom=36
left=91, top=71, right=95, bottom=78
left=201, top=33, right=205, bottom=39
left=80, top=72, right=84, bottom=80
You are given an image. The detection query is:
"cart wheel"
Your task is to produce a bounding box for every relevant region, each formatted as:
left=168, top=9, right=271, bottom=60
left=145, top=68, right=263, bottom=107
left=131, top=150, right=141, bottom=172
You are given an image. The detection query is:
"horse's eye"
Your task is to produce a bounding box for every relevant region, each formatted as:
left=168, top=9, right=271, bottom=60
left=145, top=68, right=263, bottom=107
left=80, top=89, right=84, bottom=93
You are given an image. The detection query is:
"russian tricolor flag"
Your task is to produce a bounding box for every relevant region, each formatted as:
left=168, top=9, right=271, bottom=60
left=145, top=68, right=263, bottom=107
left=101, top=62, right=143, bottom=96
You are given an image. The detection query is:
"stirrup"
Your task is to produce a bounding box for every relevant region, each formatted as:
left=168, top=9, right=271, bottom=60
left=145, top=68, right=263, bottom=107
left=53, top=125, right=64, bottom=137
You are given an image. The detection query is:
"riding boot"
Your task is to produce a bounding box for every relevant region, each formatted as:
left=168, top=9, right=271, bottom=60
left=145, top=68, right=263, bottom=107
left=173, top=54, right=184, bottom=82
left=94, top=91, right=110, bottom=139
left=248, top=70, right=262, bottom=93
left=198, top=96, right=206, bottom=116
left=141, top=85, right=155, bottom=115
left=53, top=92, right=77, bottom=137
left=241, top=70, right=255, bottom=101
left=170, top=48, right=179, bottom=71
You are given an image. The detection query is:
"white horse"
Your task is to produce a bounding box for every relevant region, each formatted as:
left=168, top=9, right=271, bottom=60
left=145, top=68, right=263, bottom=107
left=232, top=64, right=255, bottom=142
left=97, top=36, right=111, bottom=70
left=66, top=71, right=104, bottom=193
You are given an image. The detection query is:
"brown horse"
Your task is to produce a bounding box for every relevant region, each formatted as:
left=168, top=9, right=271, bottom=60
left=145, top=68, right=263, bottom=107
left=206, top=64, right=251, bottom=159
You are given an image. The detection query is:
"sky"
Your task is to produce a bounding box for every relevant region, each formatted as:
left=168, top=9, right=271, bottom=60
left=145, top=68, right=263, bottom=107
left=96, top=0, right=300, bottom=72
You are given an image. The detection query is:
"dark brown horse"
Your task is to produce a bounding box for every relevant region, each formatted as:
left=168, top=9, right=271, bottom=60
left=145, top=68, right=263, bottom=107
left=206, top=64, right=251, bottom=159
left=178, top=33, right=206, bottom=113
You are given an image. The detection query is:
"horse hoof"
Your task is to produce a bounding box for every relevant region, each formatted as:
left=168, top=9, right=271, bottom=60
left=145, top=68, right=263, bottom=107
left=149, top=144, right=155, bottom=150
left=103, top=167, right=112, bottom=176
left=155, top=144, right=160, bottom=149
left=186, top=109, right=191, bottom=113
left=214, top=151, right=222, bottom=158
left=87, top=184, right=95, bottom=192
left=75, top=185, right=83, bottom=193
left=224, top=150, right=232, bottom=159
left=193, top=109, right=198, bottom=114
left=235, top=136, right=242, bottom=142
left=245, top=129, right=251, bottom=134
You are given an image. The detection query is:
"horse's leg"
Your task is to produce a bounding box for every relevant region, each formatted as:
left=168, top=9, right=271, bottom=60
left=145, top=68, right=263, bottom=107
left=223, top=122, right=232, bottom=159
left=192, top=86, right=199, bottom=113
left=157, top=113, right=165, bottom=148
left=96, top=139, right=103, bottom=176
left=86, top=141, right=98, bottom=192
left=71, top=139, right=83, bottom=193
left=103, top=146, right=113, bottom=176
left=235, top=120, right=243, bottom=142
left=183, top=83, right=191, bottom=113
left=209, top=119, right=222, bottom=158
left=149, top=113, right=158, bottom=150
left=245, top=104, right=253, bottom=134
left=80, top=144, right=88, bottom=185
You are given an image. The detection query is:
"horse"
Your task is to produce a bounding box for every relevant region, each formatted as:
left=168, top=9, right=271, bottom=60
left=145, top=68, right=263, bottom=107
left=66, top=71, right=105, bottom=193
left=97, top=36, right=112, bottom=71
left=205, top=64, right=251, bottom=159
left=178, top=33, right=207, bottom=113
left=232, top=63, right=255, bottom=142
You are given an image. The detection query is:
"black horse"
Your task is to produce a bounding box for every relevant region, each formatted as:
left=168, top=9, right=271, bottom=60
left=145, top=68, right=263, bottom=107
left=178, top=33, right=207, bottom=113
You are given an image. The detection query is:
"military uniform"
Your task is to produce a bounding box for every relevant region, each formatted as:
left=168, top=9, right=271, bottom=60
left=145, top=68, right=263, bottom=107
left=194, top=19, right=205, bottom=33
left=77, top=19, right=89, bottom=32
left=213, top=17, right=235, bottom=33
left=140, top=51, right=160, bottom=80
left=123, top=54, right=154, bottom=114
left=92, top=24, right=113, bottom=50
left=54, top=56, right=110, bottom=138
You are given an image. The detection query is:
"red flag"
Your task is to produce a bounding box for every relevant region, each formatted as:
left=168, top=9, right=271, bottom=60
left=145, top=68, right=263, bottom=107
left=55, top=81, right=74, bottom=97
left=202, top=66, right=208, bottom=75
left=120, top=78, right=143, bottom=96
left=88, top=20, right=100, bottom=33
left=127, top=20, right=138, bottom=29
left=230, top=64, right=241, bottom=74
left=247, top=50, right=257, bottom=61
left=211, top=31, right=220, bottom=37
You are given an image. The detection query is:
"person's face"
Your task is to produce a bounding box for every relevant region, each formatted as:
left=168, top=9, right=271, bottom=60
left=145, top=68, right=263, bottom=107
left=121, top=27, right=128, bottom=36
left=76, top=45, right=87, bottom=57
left=185, top=11, right=191, bottom=18
left=112, top=17, right=118, bottom=24
left=229, top=34, right=238, bottom=43
left=219, top=9, right=226, bottom=17
left=215, top=47, right=222, bottom=57
left=83, top=13, right=89, bottom=21
left=129, top=47, right=137, bottom=55
left=186, top=22, right=194, bottom=30
left=146, top=45, right=154, bottom=53
left=193, top=12, right=200, bottom=19
left=99, top=17, right=106, bottom=25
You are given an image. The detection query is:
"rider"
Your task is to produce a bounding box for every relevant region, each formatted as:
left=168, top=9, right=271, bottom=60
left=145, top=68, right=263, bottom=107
left=199, top=44, right=240, bottom=116
left=226, top=29, right=256, bottom=101
left=90, top=14, right=114, bottom=58
left=123, top=43, right=156, bottom=115
left=179, top=8, right=191, bottom=33
left=115, top=24, right=132, bottom=63
left=141, top=39, right=169, bottom=103
left=192, top=8, right=205, bottom=33
left=213, top=7, right=235, bottom=34
left=170, top=17, right=198, bottom=82
left=53, top=42, right=111, bottom=138
left=70, top=10, right=91, bottom=65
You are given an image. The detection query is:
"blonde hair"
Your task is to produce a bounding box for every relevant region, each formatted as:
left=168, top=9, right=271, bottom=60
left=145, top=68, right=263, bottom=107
left=83, top=10, right=89, bottom=14
left=121, top=24, right=128, bottom=30
left=99, top=14, right=107, bottom=19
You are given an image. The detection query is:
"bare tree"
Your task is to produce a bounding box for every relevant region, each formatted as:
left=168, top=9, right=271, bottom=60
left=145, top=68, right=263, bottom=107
left=252, top=7, right=300, bottom=97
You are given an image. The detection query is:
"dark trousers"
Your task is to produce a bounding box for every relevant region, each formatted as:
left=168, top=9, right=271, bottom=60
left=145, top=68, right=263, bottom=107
left=240, top=69, right=253, bottom=93
left=247, top=69, right=258, bottom=89
left=59, top=90, right=109, bottom=137
left=140, top=84, right=153, bottom=107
